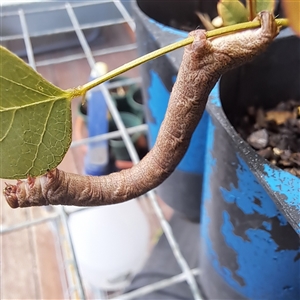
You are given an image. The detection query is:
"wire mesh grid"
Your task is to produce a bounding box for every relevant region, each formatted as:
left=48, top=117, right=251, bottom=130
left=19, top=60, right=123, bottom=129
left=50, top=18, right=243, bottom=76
left=0, top=1, right=203, bottom=299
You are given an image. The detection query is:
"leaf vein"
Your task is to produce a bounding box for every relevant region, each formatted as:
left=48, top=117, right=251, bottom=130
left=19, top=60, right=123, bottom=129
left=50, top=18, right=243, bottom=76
left=27, top=102, right=55, bottom=176
left=0, top=75, right=59, bottom=98
left=0, top=110, right=16, bottom=142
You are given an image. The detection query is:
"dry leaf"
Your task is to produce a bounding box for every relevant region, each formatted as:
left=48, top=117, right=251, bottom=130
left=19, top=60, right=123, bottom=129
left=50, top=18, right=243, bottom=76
left=195, top=11, right=215, bottom=30
left=265, top=111, right=293, bottom=124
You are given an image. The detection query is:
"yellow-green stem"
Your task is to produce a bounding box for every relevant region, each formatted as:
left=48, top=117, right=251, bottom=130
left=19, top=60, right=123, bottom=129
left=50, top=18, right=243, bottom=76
left=77, top=18, right=288, bottom=96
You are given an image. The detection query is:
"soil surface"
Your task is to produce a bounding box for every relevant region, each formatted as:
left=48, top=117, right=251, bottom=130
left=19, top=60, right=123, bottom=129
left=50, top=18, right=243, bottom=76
left=236, top=100, right=300, bottom=178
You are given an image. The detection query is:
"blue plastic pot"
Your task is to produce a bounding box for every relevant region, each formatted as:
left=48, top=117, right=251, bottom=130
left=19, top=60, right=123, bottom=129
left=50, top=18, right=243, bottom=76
left=133, top=0, right=300, bottom=299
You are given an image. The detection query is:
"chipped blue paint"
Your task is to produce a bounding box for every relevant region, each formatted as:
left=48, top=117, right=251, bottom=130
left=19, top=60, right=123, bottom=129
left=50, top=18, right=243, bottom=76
left=220, top=155, right=299, bottom=298
left=221, top=156, right=279, bottom=218
left=297, top=224, right=300, bottom=235
left=277, top=212, right=288, bottom=226
left=208, top=81, right=221, bottom=107
left=147, top=70, right=208, bottom=174
left=263, top=164, right=300, bottom=210
left=200, top=117, right=300, bottom=299
left=262, top=220, right=272, bottom=231
left=221, top=210, right=299, bottom=299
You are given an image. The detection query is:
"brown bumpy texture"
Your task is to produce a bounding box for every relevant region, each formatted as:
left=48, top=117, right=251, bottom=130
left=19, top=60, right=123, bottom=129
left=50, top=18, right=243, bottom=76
left=4, top=12, right=279, bottom=208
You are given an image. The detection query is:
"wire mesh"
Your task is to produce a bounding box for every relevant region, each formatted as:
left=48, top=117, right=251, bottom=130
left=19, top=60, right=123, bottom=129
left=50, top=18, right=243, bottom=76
left=0, top=1, right=203, bottom=299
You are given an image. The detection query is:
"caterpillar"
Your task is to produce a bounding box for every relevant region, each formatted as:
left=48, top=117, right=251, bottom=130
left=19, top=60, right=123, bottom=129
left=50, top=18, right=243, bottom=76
left=4, top=11, right=278, bottom=209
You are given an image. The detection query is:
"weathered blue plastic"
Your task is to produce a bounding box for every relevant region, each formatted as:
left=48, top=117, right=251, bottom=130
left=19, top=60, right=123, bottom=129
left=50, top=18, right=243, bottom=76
left=133, top=0, right=300, bottom=298
left=84, top=82, right=109, bottom=176
left=199, top=84, right=300, bottom=299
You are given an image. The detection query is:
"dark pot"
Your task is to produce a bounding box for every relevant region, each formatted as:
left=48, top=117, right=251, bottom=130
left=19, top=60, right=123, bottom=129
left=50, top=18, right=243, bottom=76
left=200, top=77, right=300, bottom=299
left=132, top=0, right=300, bottom=299
left=199, top=32, right=300, bottom=299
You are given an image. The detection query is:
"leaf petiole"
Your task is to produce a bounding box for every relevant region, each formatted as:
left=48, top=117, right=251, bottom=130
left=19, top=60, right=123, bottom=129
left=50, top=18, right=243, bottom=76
left=77, top=18, right=288, bottom=96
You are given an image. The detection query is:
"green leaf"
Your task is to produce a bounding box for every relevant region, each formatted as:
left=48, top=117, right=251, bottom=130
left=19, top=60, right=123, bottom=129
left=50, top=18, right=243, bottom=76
left=255, top=0, right=275, bottom=15
left=217, top=0, right=248, bottom=26
left=0, top=46, right=73, bottom=179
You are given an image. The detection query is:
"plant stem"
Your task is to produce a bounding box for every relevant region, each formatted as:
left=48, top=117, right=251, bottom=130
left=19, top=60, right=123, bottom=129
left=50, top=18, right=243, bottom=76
left=246, top=0, right=256, bottom=21
left=78, top=18, right=288, bottom=95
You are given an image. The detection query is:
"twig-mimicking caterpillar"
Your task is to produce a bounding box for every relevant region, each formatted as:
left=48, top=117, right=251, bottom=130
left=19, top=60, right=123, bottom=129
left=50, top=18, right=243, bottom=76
left=4, top=12, right=278, bottom=208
